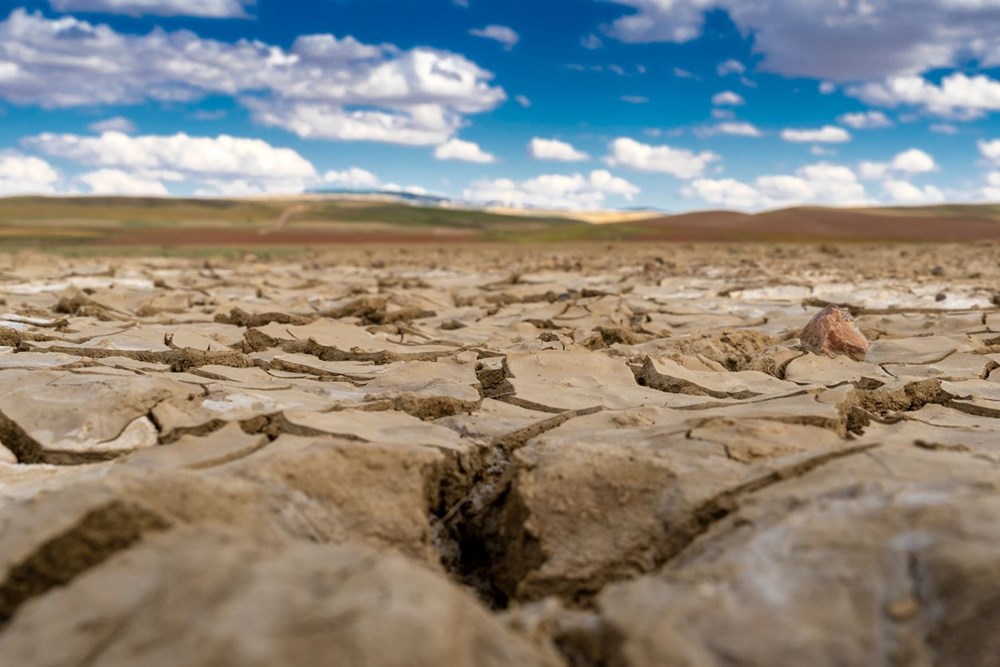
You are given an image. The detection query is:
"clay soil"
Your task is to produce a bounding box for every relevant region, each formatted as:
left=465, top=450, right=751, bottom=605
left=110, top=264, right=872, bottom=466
left=1, top=242, right=999, bottom=667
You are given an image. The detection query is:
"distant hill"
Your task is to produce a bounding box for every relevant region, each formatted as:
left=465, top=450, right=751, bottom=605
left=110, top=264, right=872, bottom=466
left=0, top=195, right=998, bottom=249
left=0, top=195, right=579, bottom=248
left=622, top=205, right=1000, bottom=242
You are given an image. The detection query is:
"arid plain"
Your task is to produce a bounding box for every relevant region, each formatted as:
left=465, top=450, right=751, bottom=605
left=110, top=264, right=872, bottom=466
left=1, top=202, right=1000, bottom=665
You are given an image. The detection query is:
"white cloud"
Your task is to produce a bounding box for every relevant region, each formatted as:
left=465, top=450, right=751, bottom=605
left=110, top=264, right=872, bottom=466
left=851, top=73, right=1000, bottom=119
left=0, top=10, right=504, bottom=146
left=881, top=179, right=944, bottom=204
left=978, top=138, right=1000, bottom=164
left=684, top=162, right=867, bottom=210
left=929, top=123, right=957, bottom=134
left=79, top=169, right=169, bottom=195
left=683, top=178, right=764, bottom=209
left=27, top=131, right=317, bottom=194
left=87, top=116, right=136, bottom=134
left=819, top=82, right=837, bottom=95
left=759, top=164, right=864, bottom=202
left=603, top=0, right=1000, bottom=81
left=837, top=111, right=893, bottom=129
left=604, top=0, right=717, bottom=44
left=604, top=137, right=718, bottom=178
left=246, top=101, right=461, bottom=146
left=463, top=170, right=639, bottom=209
left=695, top=122, right=762, bottom=138
left=810, top=146, right=836, bottom=156
left=515, top=94, right=532, bottom=108
left=859, top=148, right=937, bottom=181
left=711, top=108, right=735, bottom=120
left=433, top=138, right=496, bottom=163
left=582, top=34, right=603, bottom=49
left=529, top=138, right=590, bottom=162
left=712, top=90, right=744, bottom=106
left=984, top=171, right=1000, bottom=200
left=890, top=148, right=936, bottom=173
left=383, top=183, right=429, bottom=196
left=0, top=153, right=60, bottom=195
left=470, top=25, right=519, bottom=49
left=858, top=161, right=889, bottom=181
left=322, top=167, right=380, bottom=189
left=717, top=59, right=746, bottom=76
left=780, top=125, right=851, bottom=143
left=673, top=67, right=696, bottom=79
left=621, top=95, right=649, bottom=104
left=48, top=0, right=253, bottom=18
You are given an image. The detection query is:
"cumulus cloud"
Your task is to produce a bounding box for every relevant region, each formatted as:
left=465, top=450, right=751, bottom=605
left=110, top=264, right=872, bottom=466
left=712, top=91, right=744, bottom=106
left=79, top=169, right=169, bottom=195
left=26, top=131, right=318, bottom=194
left=851, top=73, right=1000, bottom=119
left=881, top=179, right=945, bottom=204
left=683, top=178, right=763, bottom=210
left=604, top=0, right=716, bottom=44
left=463, top=170, right=639, bottom=209
left=837, top=111, right=893, bottom=129
left=684, top=162, right=867, bottom=210
left=433, top=138, right=496, bottom=163
left=695, top=122, right=762, bottom=138
left=470, top=25, right=519, bottom=49
left=0, top=153, right=60, bottom=195
left=890, top=148, right=937, bottom=173
left=983, top=172, right=1000, bottom=200
left=604, top=137, right=718, bottom=178
left=529, top=138, right=590, bottom=162
left=858, top=148, right=937, bottom=180
left=780, top=126, right=851, bottom=143
left=978, top=138, right=1000, bottom=164
left=603, top=0, right=1000, bottom=81
left=248, top=102, right=461, bottom=146
left=48, top=0, right=253, bottom=18
left=0, top=10, right=504, bottom=146
left=87, top=116, right=137, bottom=134
left=322, top=167, right=380, bottom=189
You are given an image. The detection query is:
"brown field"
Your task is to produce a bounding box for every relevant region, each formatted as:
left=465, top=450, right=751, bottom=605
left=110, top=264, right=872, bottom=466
left=1, top=241, right=999, bottom=665
left=629, top=205, right=1000, bottom=242
left=1, top=196, right=999, bottom=249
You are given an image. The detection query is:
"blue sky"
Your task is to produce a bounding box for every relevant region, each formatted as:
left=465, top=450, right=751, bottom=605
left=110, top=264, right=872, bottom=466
left=1, top=0, right=1000, bottom=211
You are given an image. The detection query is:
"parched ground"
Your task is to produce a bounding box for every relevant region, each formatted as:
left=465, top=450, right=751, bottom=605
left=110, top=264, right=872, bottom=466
left=1, top=242, right=999, bottom=667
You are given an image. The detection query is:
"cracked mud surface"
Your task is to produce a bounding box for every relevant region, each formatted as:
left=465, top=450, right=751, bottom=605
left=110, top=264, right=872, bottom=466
left=1, top=243, right=999, bottom=666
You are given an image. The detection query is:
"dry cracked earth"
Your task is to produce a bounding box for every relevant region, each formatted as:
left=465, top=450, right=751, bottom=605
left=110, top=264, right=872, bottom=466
left=1, top=243, right=999, bottom=667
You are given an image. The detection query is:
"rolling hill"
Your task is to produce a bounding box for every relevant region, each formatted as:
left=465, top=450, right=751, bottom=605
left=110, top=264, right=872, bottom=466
left=1, top=195, right=998, bottom=250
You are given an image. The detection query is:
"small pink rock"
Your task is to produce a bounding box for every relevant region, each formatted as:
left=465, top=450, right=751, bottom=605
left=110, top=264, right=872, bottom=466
left=800, top=305, right=869, bottom=361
